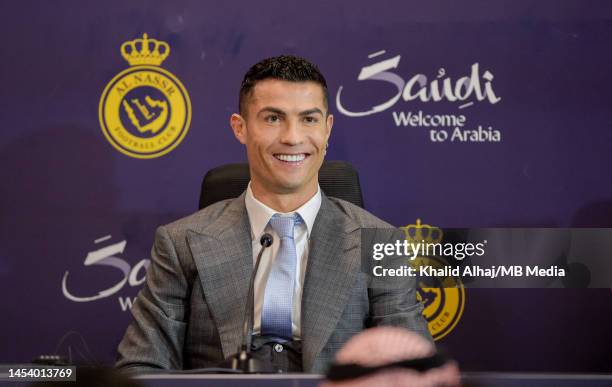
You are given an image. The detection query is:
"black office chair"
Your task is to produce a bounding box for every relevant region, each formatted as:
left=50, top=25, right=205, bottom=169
left=199, top=161, right=364, bottom=209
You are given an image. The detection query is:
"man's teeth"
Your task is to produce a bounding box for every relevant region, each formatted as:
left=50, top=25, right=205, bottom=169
left=275, top=154, right=306, bottom=162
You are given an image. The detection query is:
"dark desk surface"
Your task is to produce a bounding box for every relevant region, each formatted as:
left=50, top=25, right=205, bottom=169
left=134, top=373, right=612, bottom=387
left=2, top=368, right=611, bottom=387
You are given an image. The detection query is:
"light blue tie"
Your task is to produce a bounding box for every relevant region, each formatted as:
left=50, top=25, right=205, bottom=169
left=261, top=213, right=301, bottom=340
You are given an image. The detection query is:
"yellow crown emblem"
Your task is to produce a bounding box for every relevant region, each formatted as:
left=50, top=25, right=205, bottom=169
left=120, top=33, right=170, bottom=66
left=401, top=219, right=443, bottom=244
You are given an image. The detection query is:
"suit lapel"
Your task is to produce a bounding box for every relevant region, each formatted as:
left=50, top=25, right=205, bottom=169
left=301, top=195, right=360, bottom=371
left=186, top=194, right=253, bottom=359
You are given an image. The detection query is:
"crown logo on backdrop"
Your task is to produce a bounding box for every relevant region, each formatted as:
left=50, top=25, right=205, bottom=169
left=401, top=219, right=443, bottom=244
left=120, top=33, right=170, bottom=66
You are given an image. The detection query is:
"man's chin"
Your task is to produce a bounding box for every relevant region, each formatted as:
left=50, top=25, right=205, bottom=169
left=275, top=182, right=308, bottom=194
left=269, top=178, right=316, bottom=195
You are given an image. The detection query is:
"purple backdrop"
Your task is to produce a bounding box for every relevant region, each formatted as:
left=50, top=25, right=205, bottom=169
left=1, top=0, right=611, bottom=372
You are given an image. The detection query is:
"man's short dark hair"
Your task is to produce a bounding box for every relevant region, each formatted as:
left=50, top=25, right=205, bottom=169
left=239, top=55, right=329, bottom=116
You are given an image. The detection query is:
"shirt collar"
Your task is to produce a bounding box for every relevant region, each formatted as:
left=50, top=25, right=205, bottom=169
left=245, top=182, right=322, bottom=241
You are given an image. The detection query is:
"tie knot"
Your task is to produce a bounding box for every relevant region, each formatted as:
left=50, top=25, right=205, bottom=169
left=269, top=213, right=301, bottom=239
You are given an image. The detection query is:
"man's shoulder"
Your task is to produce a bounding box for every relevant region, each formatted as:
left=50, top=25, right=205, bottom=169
left=161, top=197, right=239, bottom=237
left=158, top=194, right=396, bottom=237
left=326, top=196, right=394, bottom=229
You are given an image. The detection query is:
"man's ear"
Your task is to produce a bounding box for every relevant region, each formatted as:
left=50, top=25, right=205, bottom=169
left=230, top=113, right=247, bottom=145
left=325, top=113, right=334, bottom=141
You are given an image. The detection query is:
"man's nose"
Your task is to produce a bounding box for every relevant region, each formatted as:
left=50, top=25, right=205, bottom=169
left=279, top=119, right=303, bottom=145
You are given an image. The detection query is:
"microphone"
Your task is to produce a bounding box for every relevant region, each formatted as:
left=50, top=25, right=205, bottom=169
left=219, top=233, right=276, bottom=373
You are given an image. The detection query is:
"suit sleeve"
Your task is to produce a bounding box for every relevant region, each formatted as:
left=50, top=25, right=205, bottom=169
left=367, top=229, right=434, bottom=344
left=116, top=225, right=190, bottom=372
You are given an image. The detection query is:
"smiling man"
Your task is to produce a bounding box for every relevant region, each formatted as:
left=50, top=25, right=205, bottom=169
left=116, top=55, right=431, bottom=374
left=231, top=69, right=332, bottom=212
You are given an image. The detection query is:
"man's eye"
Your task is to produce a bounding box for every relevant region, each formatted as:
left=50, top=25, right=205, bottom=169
left=265, top=115, right=280, bottom=123
left=304, top=116, right=318, bottom=124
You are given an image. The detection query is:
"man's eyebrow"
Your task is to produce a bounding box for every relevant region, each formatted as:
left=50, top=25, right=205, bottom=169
left=299, top=108, right=324, bottom=116
left=257, top=107, right=287, bottom=116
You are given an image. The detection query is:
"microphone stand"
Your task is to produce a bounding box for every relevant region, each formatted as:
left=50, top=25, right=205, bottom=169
left=218, top=233, right=277, bottom=373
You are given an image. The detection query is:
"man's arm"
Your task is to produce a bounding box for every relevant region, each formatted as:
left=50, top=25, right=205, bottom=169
left=368, top=276, right=433, bottom=343
left=116, top=225, right=190, bottom=372
left=367, top=229, right=433, bottom=344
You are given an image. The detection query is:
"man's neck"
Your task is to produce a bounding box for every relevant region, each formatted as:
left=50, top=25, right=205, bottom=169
left=250, top=181, right=318, bottom=213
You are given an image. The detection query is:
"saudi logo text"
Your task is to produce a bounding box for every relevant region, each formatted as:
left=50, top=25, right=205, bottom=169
left=336, top=50, right=502, bottom=143
left=62, top=235, right=149, bottom=311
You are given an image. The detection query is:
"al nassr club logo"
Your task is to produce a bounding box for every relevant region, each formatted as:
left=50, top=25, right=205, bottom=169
left=99, top=33, right=191, bottom=158
left=402, top=219, right=465, bottom=341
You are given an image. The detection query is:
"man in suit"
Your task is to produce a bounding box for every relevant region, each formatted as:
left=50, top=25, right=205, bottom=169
left=116, top=55, right=432, bottom=373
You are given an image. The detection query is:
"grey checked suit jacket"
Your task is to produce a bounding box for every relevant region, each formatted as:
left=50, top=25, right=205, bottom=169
left=116, top=192, right=432, bottom=373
